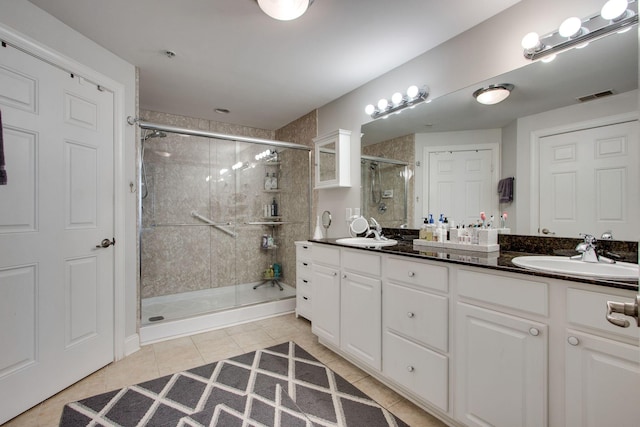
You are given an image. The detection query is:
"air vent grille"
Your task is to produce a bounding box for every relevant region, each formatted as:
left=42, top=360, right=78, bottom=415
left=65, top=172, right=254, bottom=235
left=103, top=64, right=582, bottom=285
left=577, top=90, right=615, bottom=102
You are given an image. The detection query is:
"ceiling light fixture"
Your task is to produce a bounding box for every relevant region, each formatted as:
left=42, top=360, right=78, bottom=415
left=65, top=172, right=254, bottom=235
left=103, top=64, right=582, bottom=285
left=521, top=0, right=637, bottom=62
left=473, top=84, right=514, bottom=105
left=365, top=85, right=429, bottom=120
left=256, top=0, right=314, bottom=21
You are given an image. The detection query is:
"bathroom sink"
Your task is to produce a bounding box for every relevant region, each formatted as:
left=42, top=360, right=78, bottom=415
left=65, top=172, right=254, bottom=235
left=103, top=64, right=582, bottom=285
left=335, top=237, right=398, bottom=248
left=512, top=256, right=639, bottom=280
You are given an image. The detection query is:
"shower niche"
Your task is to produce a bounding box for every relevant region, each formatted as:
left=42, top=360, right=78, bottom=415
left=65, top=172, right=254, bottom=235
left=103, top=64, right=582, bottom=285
left=139, top=126, right=311, bottom=329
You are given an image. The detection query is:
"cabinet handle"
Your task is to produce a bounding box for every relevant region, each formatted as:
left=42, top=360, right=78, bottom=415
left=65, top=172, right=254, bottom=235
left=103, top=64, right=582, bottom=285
left=407, top=366, right=415, bottom=372
left=529, top=327, right=540, bottom=336
left=303, top=296, right=309, bottom=300
left=408, top=271, right=416, bottom=277
left=407, top=312, right=415, bottom=318
left=303, top=245, right=308, bottom=249
left=303, top=262, right=308, bottom=266
left=567, top=336, right=580, bottom=346
left=302, top=279, right=308, bottom=283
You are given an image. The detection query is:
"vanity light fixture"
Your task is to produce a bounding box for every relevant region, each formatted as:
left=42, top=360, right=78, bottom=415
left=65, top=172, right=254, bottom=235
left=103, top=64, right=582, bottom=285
left=256, top=0, right=314, bottom=21
left=365, top=85, right=429, bottom=120
left=521, top=0, right=637, bottom=62
left=473, top=84, right=514, bottom=105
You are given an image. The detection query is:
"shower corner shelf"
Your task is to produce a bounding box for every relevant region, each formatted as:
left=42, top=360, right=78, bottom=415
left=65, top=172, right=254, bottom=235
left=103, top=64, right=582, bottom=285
left=263, top=189, right=281, bottom=193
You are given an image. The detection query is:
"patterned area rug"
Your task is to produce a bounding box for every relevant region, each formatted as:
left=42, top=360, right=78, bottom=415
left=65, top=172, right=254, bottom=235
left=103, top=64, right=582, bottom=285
left=59, top=341, right=408, bottom=426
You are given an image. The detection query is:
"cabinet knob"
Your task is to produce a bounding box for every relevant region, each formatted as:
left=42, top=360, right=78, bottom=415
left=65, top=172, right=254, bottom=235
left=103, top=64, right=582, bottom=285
left=567, top=336, right=580, bottom=346
left=408, top=271, right=415, bottom=277
left=343, top=274, right=347, bottom=279
left=332, top=272, right=337, bottom=276
left=407, top=312, right=415, bottom=318
left=529, top=327, right=540, bottom=336
left=407, top=366, right=415, bottom=372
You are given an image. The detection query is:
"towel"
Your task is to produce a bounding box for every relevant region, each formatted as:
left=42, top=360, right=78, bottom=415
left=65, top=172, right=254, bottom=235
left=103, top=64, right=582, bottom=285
left=497, top=177, right=514, bottom=203
left=0, top=110, right=6, bottom=185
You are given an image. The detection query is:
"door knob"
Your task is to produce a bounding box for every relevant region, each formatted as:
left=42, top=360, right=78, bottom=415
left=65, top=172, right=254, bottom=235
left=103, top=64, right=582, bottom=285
left=606, top=296, right=640, bottom=328
left=540, top=228, right=555, bottom=235
left=96, top=238, right=115, bottom=248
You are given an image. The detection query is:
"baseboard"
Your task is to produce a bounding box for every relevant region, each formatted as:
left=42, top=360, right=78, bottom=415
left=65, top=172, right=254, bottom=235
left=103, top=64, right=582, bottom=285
left=122, top=333, right=141, bottom=358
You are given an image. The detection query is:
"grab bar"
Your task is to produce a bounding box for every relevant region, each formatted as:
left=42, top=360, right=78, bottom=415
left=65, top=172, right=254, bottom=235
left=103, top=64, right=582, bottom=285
left=191, top=211, right=238, bottom=238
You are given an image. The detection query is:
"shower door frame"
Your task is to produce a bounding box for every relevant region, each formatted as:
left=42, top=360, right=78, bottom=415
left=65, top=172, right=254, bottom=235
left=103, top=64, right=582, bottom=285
left=135, top=119, right=312, bottom=323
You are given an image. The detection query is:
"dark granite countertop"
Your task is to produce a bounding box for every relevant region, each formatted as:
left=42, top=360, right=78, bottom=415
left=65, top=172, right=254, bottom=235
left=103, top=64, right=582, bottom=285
left=309, top=237, right=639, bottom=292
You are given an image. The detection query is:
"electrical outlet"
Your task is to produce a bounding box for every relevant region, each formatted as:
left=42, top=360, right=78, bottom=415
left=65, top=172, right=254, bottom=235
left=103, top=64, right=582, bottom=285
left=354, top=207, right=360, bottom=216
left=345, top=208, right=352, bottom=220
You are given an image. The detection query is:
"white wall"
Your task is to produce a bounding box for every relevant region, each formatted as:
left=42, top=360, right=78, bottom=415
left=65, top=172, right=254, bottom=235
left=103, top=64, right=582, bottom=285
left=316, top=0, right=605, bottom=235
left=0, top=0, right=139, bottom=356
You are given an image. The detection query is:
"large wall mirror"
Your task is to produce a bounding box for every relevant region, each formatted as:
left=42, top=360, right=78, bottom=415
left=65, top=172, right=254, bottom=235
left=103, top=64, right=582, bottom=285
left=361, top=29, right=638, bottom=239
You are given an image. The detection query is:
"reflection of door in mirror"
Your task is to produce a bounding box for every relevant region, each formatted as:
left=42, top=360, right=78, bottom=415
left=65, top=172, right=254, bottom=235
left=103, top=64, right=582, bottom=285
left=319, top=142, right=336, bottom=182
left=538, top=120, right=639, bottom=239
left=427, top=149, right=495, bottom=226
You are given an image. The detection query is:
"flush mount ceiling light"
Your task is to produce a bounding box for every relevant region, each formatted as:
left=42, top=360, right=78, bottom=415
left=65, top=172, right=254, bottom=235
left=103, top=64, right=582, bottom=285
left=473, top=84, right=514, bottom=105
left=256, top=0, right=314, bottom=21
left=521, top=0, right=638, bottom=62
left=365, top=85, right=429, bottom=120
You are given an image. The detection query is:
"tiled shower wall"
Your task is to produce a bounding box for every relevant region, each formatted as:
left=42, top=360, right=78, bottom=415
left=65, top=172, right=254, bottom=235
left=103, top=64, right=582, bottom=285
left=139, top=110, right=313, bottom=299
left=363, top=133, right=415, bottom=227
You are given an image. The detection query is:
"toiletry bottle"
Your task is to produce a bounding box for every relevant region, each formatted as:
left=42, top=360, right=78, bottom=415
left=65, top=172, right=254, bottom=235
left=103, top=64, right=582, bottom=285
left=264, top=172, right=271, bottom=190
left=271, top=172, right=278, bottom=190
left=419, top=218, right=429, bottom=240
left=267, top=235, right=274, bottom=247
left=271, top=197, right=278, bottom=217
left=426, top=214, right=435, bottom=241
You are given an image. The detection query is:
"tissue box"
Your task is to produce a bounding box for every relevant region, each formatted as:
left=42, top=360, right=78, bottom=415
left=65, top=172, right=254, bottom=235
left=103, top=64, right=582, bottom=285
left=478, top=229, right=498, bottom=245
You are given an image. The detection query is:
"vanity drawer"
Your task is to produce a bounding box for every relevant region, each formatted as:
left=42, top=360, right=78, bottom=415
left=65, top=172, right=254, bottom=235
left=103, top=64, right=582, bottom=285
left=567, top=288, right=638, bottom=340
left=312, top=244, right=340, bottom=266
left=457, top=269, right=549, bottom=316
left=383, top=281, right=448, bottom=352
left=383, top=330, right=448, bottom=412
left=386, top=256, right=448, bottom=293
left=297, top=260, right=313, bottom=277
left=343, top=249, right=381, bottom=276
left=296, top=241, right=313, bottom=260
left=297, top=275, right=312, bottom=296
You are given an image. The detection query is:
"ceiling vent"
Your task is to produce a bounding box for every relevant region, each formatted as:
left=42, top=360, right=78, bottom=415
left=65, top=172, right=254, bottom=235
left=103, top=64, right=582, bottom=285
left=577, top=90, right=615, bottom=102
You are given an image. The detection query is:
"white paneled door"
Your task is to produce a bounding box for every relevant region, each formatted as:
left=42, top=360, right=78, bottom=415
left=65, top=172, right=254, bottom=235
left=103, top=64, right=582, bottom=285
left=428, top=149, right=494, bottom=225
left=0, top=45, right=114, bottom=423
left=539, top=121, right=639, bottom=238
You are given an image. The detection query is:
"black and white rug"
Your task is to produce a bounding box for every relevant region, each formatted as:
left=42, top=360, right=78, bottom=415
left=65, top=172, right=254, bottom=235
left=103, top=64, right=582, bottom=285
left=59, top=341, right=408, bottom=426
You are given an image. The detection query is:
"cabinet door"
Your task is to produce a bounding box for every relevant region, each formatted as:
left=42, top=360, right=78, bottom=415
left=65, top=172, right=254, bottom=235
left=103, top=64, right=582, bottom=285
left=341, top=272, right=382, bottom=370
left=565, top=330, right=640, bottom=427
left=455, top=303, right=547, bottom=427
left=311, top=264, right=340, bottom=346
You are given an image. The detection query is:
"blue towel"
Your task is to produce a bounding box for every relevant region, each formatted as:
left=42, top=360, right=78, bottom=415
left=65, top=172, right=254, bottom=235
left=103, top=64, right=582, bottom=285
left=0, top=110, right=6, bottom=185
left=498, top=177, right=514, bottom=203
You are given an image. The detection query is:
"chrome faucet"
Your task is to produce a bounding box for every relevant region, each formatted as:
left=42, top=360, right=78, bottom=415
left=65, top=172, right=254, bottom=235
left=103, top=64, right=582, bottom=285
left=573, top=233, right=616, bottom=264
left=366, top=217, right=387, bottom=241
left=600, top=230, right=613, bottom=240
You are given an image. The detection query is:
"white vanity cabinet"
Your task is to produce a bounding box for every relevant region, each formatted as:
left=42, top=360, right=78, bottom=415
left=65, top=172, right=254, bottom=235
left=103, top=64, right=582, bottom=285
left=382, top=256, right=449, bottom=412
left=340, top=249, right=382, bottom=371
left=564, top=288, right=640, bottom=427
left=454, top=268, right=548, bottom=427
left=311, top=244, right=341, bottom=346
left=295, top=241, right=313, bottom=321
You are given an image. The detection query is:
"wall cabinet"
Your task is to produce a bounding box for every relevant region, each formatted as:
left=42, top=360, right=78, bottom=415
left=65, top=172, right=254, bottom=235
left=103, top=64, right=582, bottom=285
left=313, top=129, right=351, bottom=188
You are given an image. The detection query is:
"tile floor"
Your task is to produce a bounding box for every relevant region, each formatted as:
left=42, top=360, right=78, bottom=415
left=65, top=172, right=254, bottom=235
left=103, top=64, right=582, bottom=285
left=4, top=314, right=447, bottom=427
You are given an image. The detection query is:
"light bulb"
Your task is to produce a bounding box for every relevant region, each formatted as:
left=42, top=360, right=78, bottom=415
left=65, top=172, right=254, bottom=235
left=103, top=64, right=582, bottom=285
left=391, top=92, right=404, bottom=105
left=364, top=104, right=375, bottom=115
left=601, top=0, right=628, bottom=20
left=521, top=32, right=541, bottom=50
left=406, top=85, right=419, bottom=99
left=559, top=17, right=582, bottom=38
left=257, top=0, right=310, bottom=21
left=377, top=98, right=389, bottom=111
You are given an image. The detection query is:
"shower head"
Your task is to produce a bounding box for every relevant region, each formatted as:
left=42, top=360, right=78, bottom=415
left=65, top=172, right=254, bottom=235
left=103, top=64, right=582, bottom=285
left=142, top=129, right=167, bottom=141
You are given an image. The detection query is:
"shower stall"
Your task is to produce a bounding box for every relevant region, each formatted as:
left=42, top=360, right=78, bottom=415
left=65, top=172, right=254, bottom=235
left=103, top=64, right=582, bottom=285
left=361, top=155, right=409, bottom=228
left=137, top=122, right=311, bottom=342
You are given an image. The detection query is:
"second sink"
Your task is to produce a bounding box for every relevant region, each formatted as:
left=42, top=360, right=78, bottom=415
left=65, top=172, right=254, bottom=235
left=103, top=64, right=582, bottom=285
left=335, top=237, right=398, bottom=248
left=512, top=256, right=638, bottom=280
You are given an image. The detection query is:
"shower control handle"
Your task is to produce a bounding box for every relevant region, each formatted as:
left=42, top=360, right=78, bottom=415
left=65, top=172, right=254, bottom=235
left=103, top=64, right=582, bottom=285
left=96, top=238, right=115, bottom=248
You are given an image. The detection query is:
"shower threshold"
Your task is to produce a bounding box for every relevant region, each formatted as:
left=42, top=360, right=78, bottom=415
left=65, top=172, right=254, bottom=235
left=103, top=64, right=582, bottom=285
left=140, top=281, right=296, bottom=344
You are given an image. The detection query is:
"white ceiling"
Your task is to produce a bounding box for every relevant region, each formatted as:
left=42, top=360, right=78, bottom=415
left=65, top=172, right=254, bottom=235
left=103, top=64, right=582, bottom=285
left=28, top=0, right=521, bottom=130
